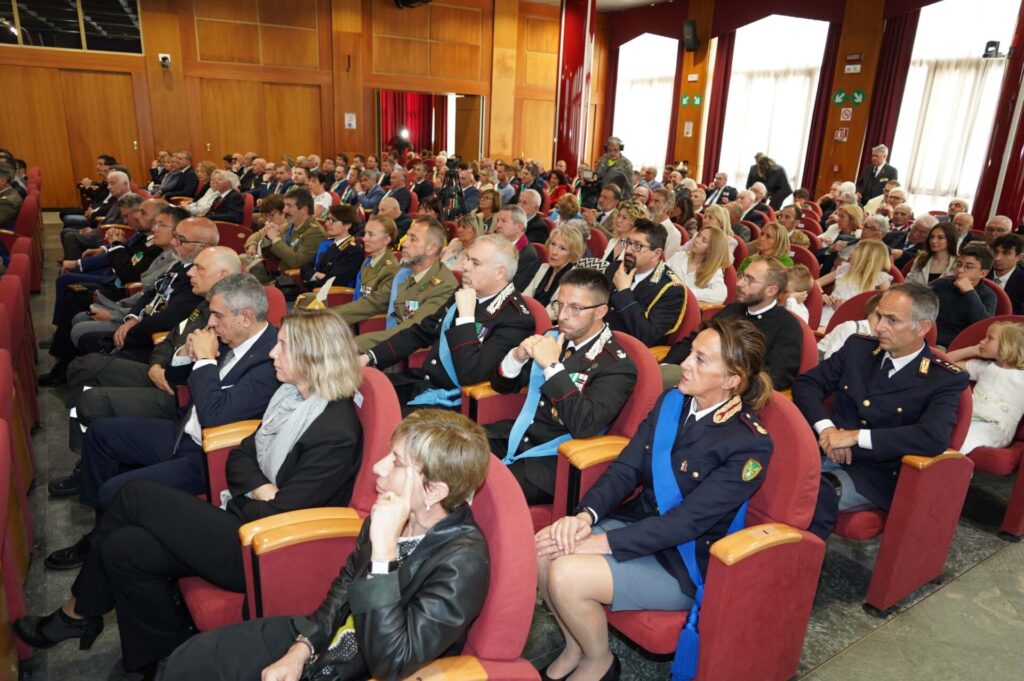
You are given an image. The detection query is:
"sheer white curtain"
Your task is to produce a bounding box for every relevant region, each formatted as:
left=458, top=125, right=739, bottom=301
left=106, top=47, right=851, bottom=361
left=890, top=0, right=1018, bottom=212
left=719, top=15, right=829, bottom=194
left=612, top=34, right=679, bottom=176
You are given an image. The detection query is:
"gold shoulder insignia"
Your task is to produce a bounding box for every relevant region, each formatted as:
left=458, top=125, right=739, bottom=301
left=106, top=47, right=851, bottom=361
left=919, top=357, right=930, bottom=375
left=431, top=276, right=442, bottom=286
left=871, top=343, right=882, bottom=356
left=932, top=358, right=961, bottom=374
left=712, top=395, right=742, bottom=424
left=754, top=422, right=768, bottom=435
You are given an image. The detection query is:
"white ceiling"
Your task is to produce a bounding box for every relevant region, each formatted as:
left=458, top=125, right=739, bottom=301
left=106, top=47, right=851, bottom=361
left=529, top=0, right=674, bottom=12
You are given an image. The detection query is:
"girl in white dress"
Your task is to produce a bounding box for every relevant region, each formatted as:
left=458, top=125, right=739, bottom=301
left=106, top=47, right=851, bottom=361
left=817, top=239, right=892, bottom=330
left=666, top=227, right=730, bottom=304
left=947, top=322, right=1024, bottom=454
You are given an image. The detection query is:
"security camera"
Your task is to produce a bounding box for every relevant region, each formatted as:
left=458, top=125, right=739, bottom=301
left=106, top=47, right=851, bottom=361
left=158, top=53, right=171, bottom=68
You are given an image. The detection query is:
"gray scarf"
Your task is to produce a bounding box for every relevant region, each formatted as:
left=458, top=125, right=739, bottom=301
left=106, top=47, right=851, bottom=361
left=254, top=383, right=329, bottom=485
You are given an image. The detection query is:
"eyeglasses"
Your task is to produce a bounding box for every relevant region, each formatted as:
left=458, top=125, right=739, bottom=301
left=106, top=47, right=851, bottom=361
left=172, top=230, right=212, bottom=246
left=551, top=301, right=605, bottom=317
left=984, top=226, right=1011, bottom=234
left=621, top=239, right=652, bottom=252
left=738, top=274, right=766, bottom=286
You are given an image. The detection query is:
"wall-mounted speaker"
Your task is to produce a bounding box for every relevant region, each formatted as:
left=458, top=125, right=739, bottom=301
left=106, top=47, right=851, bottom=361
left=684, top=20, right=699, bottom=52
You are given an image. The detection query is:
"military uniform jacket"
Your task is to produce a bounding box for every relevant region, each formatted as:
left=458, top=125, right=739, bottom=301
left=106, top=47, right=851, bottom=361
left=792, top=335, right=969, bottom=510
left=366, top=261, right=458, bottom=336
left=0, top=185, right=23, bottom=228
left=266, top=217, right=326, bottom=270
left=369, top=283, right=535, bottom=390
left=147, top=301, right=210, bottom=374
left=605, top=260, right=686, bottom=346
left=334, top=252, right=401, bottom=324
left=490, top=324, right=638, bottom=452
left=580, top=391, right=772, bottom=598
left=300, top=235, right=363, bottom=288
left=123, top=262, right=204, bottom=350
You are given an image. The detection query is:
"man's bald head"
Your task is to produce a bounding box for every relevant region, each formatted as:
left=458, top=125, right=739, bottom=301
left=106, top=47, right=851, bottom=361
left=174, top=217, right=220, bottom=262
left=139, top=198, right=168, bottom=231
left=378, top=197, right=401, bottom=218
left=188, top=246, right=242, bottom=297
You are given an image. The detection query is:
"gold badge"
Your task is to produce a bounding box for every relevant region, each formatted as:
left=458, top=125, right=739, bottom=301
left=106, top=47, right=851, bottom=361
left=712, top=395, right=742, bottom=423
left=431, top=276, right=442, bottom=285
left=680, top=460, right=688, bottom=472
left=919, top=357, right=930, bottom=375
left=742, top=458, right=763, bottom=482
left=754, top=422, right=768, bottom=435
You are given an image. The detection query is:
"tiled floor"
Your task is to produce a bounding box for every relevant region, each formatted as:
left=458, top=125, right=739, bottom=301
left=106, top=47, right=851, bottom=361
left=18, top=212, right=1024, bottom=680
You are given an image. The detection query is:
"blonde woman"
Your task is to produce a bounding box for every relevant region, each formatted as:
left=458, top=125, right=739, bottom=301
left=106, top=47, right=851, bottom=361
left=523, top=224, right=585, bottom=309
left=821, top=204, right=863, bottom=248
left=818, top=239, right=893, bottom=328
left=602, top=199, right=650, bottom=262
left=441, top=212, right=485, bottom=272
left=679, top=203, right=738, bottom=258
left=739, top=222, right=793, bottom=270
left=667, top=227, right=730, bottom=304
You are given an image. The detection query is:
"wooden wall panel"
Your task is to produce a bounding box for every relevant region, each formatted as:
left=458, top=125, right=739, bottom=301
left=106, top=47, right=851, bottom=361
left=332, top=0, right=373, bottom=156
left=373, top=37, right=430, bottom=76
left=524, top=52, right=557, bottom=87
left=140, top=0, right=191, bottom=158
left=60, top=71, right=146, bottom=185
left=429, top=44, right=482, bottom=81
left=193, top=0, right=257, bottom=22
left=260, top=0, right=319, bottom=28
left=515, top=98, right=555, bottom=166
left=195, top=20, right=261, bottom=63
left=430, top=5, right=482, bottom=44
left=373, top=2, right=430, bottom=40
left=489, top=0, right=520, bottom=160
left=263, top=84, right=323, bottom=163
left=198, top=79, right=263, bottom=161
left=455, top=95, right=483, bottom=162
left=261, top=26, right=320, bottom=69
left=0, top=65, right=76, bottom=206
left=585, top=13, right=610, bottom=165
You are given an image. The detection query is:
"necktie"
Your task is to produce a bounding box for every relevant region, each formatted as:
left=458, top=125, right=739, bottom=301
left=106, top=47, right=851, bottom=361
left=880, top=356, right=894, bottom=378
left=218, top=348, right=235, bottom=370
left=211, top=194, right=224, bottom=211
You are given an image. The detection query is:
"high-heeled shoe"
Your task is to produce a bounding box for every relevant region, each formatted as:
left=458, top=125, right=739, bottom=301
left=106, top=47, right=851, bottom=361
left=14, top=607, right=103, bottom=650
left=540, top=661, right=578, bottom=681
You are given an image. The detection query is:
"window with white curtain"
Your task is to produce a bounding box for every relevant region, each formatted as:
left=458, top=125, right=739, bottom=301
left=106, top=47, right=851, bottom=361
left=890, top=0, right=1018, bottom=212
left=612, top=33, right=679, bottom=176
left=719, top=14, right=829, bottom=195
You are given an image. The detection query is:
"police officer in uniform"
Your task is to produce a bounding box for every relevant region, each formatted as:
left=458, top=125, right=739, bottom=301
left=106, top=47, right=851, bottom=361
left=487, top=268, right=638, bottom=504
left=603, top=219, right=686, bottom=346
left=359, top=235, right=534, bottom=410
left=297, top=204, right=364, bottom=291
left=793, top=283, right=969, bottom=539
left=348, top=217, right=457, bottom=352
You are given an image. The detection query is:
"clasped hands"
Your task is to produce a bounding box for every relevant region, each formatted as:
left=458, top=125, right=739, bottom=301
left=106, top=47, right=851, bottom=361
left=513, top=331, right=565, bottom=368
left=535, top=513, right=610, bottom=560
left=184, top=327, right=220, bottom=362
left=819, top=426, right=859, bottom=465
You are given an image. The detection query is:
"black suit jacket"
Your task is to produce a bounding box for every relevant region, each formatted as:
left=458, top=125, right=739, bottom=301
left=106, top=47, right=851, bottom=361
left=394, top=213, right=413, bottom=239
left=162, top=167, right=199, bottom=198
left=525, top=213, right=549, bottom=244
left=225, top=398, right=363, bottom=523
left=580, top=391, right=772, bottom=598
left=238, top=169, right=258, bottom=192
left=856, top=162, right=898, bottom=203
left=513, top=240, right=541, bottom=292
left=704, top=185, right=737, bottom=207
left=124, top=262, right=204, bottom=350
left=746, top=166, right=792, bottom=209
left=605, top=260, right=685, bottom=346
left=412, top=180, right=434, bottom=203
left=207, top=190, right=245, bottom=224
left=793, top=336, right=968, bottom=511
left=368, top=284, right=535, bottom=391
left=664, top=303, right=802, bottom=389
left=301, top=236, right=363, bottom=288
left=384, top=186, right=412, bottom=214
left=884, top=231, right=923, bottom=269
left=148, top=301, right=210, bottom=371
left=992, top=266, right=1024, bottom=315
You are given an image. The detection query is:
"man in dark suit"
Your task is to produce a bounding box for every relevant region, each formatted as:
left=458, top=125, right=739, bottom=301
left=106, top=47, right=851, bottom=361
left=61, top=169, right=133, bottom=259
left=885, top=215, right=934, bottom=270
left=356, top=170, right=385, bottom=214
left=952, top=212, right=982, bottom=252
left=154, top=151, right=199, bottom=199
left=487, top=268, right=637, bottom=504
left=745, top=155, right=792, bottom=209
left=201, top=171, right=245, bottom=224
left=793, top=283, right=969, bottom=539
left=494, top=205, right=540, bottom=291
left=411, top=162, right=434, bottom=204
left=377, top=196, right=412, bottom=238
left=738, top=188, right=767, bottom=228
left=252, top=163, right=294, bottom=200
left=360, top=234, right=535, bottom=410
left=44, top=273, right=281, bottom=570
left=604, top=219, right=685, bottom=346
left=663, top=256, right=802, bottom=390
left=856, top=144, right=898, bottom=204
left=381, top=169, right=412, bottom=214
left=990, top=234, right=1024, bottom=314
left=703, top=172, right=737, bottom=207
left=455, top=168, right=481, bottom=216
left=518, top=188, right=549, bottom=243
left=238, top=157, right=265, bottom=193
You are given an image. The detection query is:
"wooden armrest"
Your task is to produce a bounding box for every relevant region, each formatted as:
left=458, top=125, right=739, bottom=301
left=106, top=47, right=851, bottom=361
left=151, top=331, right=169, bottom=344
left=251, top=516, right=364, bottom=555
left=371, top=656, right=488, bottom=681
left=239, top=507, right=361, bottom=545
left=202, top=420, right=262, bottom=452
left=649, top=345, right=670, bottom=362
left=710, top=523, right=804, bottom=566
left=462, top=381, right=528, bottom=401
left=558, top=435, right=629, bottom=469
left=321, top=286, right=355, bottom=296
left=699, top=303, right=725, bottom=312
left=283, top=268, right=300, bottom=276
left=125, top=282, right=142, bottom=294
left=901, top=449, right=963, bottom=470
left=813, top=330, right=826, bottom=339
left=778, top=389, right=792, bottom=400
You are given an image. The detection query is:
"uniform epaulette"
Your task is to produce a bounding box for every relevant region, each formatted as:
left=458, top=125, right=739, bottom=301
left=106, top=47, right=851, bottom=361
left=738, top=410, right=769, bottom=436
left=854, top=333, right=877, bottom=340
left=513, top=294, right=530, bottom=316
left=931, top=357, right=962, bottom=374
left=712, top=395, right=742, bottom=424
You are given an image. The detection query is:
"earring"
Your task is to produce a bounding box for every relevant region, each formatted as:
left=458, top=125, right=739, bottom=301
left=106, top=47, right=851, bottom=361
left=424, top=502, right=431, bottom=512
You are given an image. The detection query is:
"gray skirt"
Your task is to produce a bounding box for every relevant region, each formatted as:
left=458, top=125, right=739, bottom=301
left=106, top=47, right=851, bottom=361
left=592, top=518, right=696, bottom=612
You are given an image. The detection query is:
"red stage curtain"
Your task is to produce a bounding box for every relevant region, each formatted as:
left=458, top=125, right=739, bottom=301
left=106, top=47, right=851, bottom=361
left=801, top=21, right=841, bottom=191
left=380, top=91, right=435, bottom=153
left=701, top=31, right=735, bottom=185
left=858, top=11, right=921, bottom=171
left=435, top=95, right=448, bottom=153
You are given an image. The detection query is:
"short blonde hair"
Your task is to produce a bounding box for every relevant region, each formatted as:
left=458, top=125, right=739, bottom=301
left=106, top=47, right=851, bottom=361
left=992, top=322, right=1024, bottom=370
left=392, top=409, right=490, bottom=512
left=457, top=212, right=486, bottom=239
left=836, top=203, right=864, bottom=231
left=703, top=204, right=735, bottom=238
left=616, top=199, right=650, bottom=225
left=547, top=225, right=585, bottom=263
left=279, top=309, right=362, bottom=400
left=760, top=222, right=790, bottom=260
left=788, top=264, right=813, bottom=292
left=555, top=193, right=580, bottom=218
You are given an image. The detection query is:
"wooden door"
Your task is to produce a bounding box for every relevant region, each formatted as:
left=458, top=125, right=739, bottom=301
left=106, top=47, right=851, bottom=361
left=263, top=84, right=323, bottom=164
left=513, top=98, right=554, bottom=167
left=198, top=79, right=263, bottom=163
left=455, top=95, right=482, bottom=163
left=60, top=71, right=145, bottom=188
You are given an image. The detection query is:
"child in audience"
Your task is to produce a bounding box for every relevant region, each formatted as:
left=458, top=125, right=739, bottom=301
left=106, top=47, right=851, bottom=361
left=666, top=227, right=730, bottom=304
left=947, top=322, right=1024, bottom=454
left=782, top=264, right=813, bottom=323
left=817, top=239, right=892, bottom=329
left=817, top=292, right=882, bottom=360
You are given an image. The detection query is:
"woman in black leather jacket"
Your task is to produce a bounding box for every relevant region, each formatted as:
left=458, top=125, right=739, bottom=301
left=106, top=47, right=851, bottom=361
left=162, top=409, right=492, bottom=681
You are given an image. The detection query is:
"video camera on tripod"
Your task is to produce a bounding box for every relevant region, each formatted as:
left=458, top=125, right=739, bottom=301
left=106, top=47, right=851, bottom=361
left=578, top=169, right=602, bottom=210
left=437, top=155, right=466, bottom=220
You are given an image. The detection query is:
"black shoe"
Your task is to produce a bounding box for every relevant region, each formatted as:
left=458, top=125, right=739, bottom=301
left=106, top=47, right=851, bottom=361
left=38, top=336, right=53, bottom=349
left=14, top=607, right=103, bottom=650
left=38, top=363, right=68, bottom=387
left=48, top=460, right=82, bottom=497
left=598, top=655, right=621, bottom=681
left=541, top=662, right=578, bottom=681
left=44, top=534, right=91, bottom=570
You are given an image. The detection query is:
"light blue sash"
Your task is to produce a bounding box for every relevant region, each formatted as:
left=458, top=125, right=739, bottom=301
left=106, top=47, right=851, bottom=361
left=352, top=256, right=371, bottom=300
left=406, top=303, right=462, bottom=407
left=502, top=330, right=574, bottom=463
left=651, top=390, right=748, bottom=681
left=385, top=267, right=414, bottom=329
